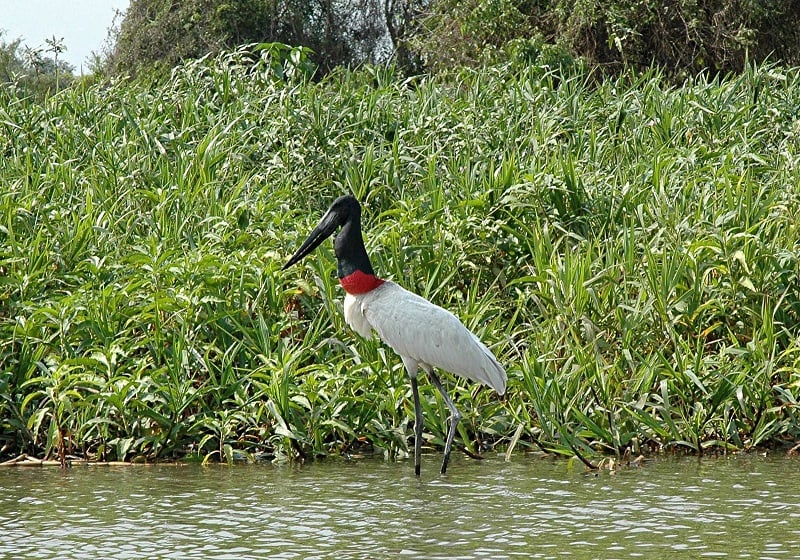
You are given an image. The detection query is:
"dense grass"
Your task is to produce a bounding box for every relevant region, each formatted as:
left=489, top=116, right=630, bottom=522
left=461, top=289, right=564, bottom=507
left=2, top=45, right=799, bottom=465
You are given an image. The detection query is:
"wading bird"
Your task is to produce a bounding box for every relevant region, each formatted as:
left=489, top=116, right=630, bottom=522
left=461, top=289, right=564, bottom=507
left=282, top=195, right=506, bottom=475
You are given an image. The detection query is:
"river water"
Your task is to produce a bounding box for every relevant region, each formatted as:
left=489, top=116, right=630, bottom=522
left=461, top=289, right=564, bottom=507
left=1, top=453, right=798, bottom=559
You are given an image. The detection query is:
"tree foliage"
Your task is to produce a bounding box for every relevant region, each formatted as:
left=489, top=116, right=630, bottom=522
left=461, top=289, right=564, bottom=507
left=0, top=32, right=75, bottom=98
left=415, top=0, right=800, bottom=77
left=108, top=0, right=392, bottom=78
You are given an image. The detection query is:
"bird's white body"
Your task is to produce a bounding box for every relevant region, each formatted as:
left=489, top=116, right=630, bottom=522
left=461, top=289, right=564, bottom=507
left=343, top=280, right=507, bottom=395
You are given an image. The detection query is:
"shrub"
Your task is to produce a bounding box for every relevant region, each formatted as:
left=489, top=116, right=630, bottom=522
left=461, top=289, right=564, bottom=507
left=415, top=0, right=800, bottom=78
left=107, top=0, right=388, bottom=78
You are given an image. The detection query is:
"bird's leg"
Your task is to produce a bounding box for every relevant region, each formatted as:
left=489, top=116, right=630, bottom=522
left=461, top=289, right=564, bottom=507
left=409, top=375, right=423, bottom=477
left=427, top=369, right=461, bottom=475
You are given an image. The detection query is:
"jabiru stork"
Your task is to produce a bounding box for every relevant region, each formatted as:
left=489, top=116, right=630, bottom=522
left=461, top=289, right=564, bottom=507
left=282, top=195, right=506, bottom=475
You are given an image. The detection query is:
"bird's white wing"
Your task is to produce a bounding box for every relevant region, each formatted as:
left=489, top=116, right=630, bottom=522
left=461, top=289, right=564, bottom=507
left=358, top=281, right=506, bottom=394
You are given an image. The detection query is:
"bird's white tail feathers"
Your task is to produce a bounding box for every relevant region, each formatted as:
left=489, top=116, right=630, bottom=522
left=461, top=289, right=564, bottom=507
left=470, top=332, right=507, bottom=395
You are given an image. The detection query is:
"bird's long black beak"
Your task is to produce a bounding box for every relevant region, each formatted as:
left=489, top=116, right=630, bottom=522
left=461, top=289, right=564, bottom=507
left=282, top=206, right=341, bottom=270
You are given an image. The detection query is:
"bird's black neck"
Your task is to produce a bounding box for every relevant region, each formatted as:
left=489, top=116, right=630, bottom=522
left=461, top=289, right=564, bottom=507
left=334, top=216, right=375, bottom=279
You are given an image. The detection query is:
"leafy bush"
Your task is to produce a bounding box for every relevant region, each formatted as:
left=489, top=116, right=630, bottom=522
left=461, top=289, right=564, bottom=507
left=0, top=32, right=75, bottom=98
left=107, top=0, right=388, bottom=78
left=416, top=0, right=800, bottom=78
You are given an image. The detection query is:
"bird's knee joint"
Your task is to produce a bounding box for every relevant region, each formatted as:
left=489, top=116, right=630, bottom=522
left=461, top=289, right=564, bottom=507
left=451, top=410, right=462, bottom=423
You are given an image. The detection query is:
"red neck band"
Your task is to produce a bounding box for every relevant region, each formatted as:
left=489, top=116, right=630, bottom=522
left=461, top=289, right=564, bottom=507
left=339, top=270, right=385, bottom=295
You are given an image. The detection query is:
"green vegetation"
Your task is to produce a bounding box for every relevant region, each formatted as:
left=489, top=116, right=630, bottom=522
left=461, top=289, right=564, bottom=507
left=103, top=1, right=800, bottom=80
left=107, top=0, right=392, bottom=78
left=1, top=44, right=799, bottom=466
left=6, top=2, right=800, bottom=88
left=418, top=0, right=800, bottom=78
left=1, top=33, right=76, bottom=100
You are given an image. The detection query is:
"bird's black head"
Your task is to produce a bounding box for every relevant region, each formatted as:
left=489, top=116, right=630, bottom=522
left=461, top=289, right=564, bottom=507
left=282, top=195, right=373, bottom=277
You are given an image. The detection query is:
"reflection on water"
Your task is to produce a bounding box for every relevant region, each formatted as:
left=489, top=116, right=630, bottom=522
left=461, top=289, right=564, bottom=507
left=1, top=454, right=799, bottom=559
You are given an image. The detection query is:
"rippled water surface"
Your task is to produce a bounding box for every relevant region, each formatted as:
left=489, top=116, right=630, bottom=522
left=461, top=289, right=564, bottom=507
left=2, top=453, right=799, bottom=559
